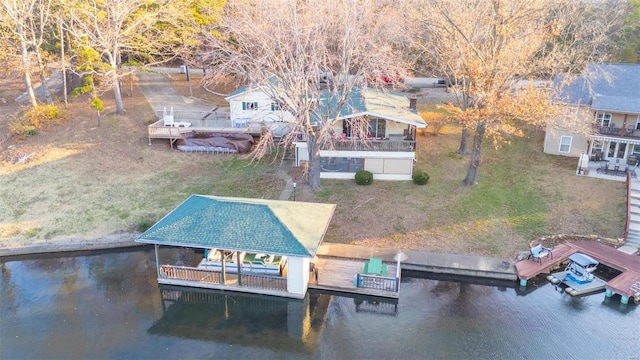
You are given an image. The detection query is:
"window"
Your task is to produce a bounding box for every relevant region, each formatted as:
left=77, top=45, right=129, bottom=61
left=559, top=136, right=572, bottom=153
left=242, top=101, right=258, bottom=110
left=636, top=115, right=640, bottom=130
left=320, top=157, right=364, bottom=173
left=368, top=118, right=386, bottom=138
left=633, top=144, right=640, bottom=155
left=270, top=102, right=280, bottom=111
left=595, top=112, right=612, bottom=127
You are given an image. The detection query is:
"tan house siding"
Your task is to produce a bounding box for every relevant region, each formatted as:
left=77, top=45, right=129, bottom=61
left=383, top=159, right=413, bottom=175
left=364, top=158, right=384, bottom=173
left=544, top=127, right=589, bottom=157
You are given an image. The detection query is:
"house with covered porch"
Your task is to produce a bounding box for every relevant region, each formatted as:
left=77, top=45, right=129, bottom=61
left=226, top=83, right=427, bottom=180
left=544, top=63, right=640, bottom=177
left=136, top=195, right=336, bottom=299
left=295, top=87, right=427, bottom=180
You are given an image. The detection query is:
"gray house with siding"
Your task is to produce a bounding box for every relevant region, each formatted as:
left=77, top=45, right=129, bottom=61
left=545, top=64, right=640, bottom=166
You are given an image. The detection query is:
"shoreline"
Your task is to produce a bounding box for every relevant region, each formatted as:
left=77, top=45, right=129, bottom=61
left=0, top=235, right=519, bottom=282
left=0, top=232, right=143, bottom=258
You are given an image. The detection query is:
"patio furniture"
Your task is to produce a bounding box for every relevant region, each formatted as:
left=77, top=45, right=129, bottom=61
left=163, top=107, right=191, bottom=128
left=363, top=257, right=387, bottom=276
left=528, top=244, right=552, bottom=264
left=626, top=125, right=635, bottom=136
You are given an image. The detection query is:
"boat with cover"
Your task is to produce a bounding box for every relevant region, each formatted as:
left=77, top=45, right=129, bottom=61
left=198, top=249, right=287, bottom=276
left=547, top=252, right=605, bottom=296
left=564, top=253, right=599, bottom=284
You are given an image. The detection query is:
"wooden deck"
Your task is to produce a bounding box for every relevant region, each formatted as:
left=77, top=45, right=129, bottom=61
left=147, top=119, right=251, bottom=147
left=516, top=241, right=640, bottom=298
left=309, top=257, right=400, bottom=299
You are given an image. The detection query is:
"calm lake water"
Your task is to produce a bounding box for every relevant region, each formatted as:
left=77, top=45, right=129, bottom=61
left=1, top=248, right=639, bottom=360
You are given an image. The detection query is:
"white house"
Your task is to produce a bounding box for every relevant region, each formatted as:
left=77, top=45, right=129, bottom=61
left=225, top=84, right=295, bottom=136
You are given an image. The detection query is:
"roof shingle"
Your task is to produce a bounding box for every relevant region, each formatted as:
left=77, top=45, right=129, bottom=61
left=136, top=195, right=336, bottom=257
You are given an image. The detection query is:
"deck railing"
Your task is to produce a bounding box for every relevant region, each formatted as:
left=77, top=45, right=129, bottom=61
left=240, top=273, right=288, bottom=291
left=354, top=273, right=399, bottom=292
left=328, top=140, right=416, bottom=152
left=159, top=265, right=287, bottom=291
left=160, top=265, right=223, bottom=284
left=155, top=110, right=230, bottom=121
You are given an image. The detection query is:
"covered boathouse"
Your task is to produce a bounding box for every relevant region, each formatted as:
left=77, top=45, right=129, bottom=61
left=136, top=195, right=336, bottom=299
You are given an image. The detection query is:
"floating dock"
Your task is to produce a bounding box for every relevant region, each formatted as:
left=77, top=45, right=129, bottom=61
left=547, top=271, right=607, bottom=296
left=516, top=241, right=640, bottom=304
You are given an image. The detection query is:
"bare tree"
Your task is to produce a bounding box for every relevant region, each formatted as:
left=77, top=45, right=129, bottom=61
left=0, top=0, right=55, bottom=107
left=202, top=0, right=411, bottom=189
left=65, top=0, right=166, bottom=115
left=411, top=0, right=625, bottom=186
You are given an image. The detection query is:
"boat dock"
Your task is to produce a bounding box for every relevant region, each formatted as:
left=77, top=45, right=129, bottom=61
left=309, top=257, right=400, bottom=298
left=516, top=241, right=640, bottom=304
left=308, top=243, right=519, bottom=299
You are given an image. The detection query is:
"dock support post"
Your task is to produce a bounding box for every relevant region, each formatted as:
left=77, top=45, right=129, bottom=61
left=605, top=289, right=614, bottom=297
left=154, top=244, right=160, bottom=278
left=621, top=296, right=629, bottom=305
left=519, top=278, right=527, bottom=287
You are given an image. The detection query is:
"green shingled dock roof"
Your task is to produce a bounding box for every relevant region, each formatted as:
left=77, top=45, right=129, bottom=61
left=136, top=195, right=336, bottom=257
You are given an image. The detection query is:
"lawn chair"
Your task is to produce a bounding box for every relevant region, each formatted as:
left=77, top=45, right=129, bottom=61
left=528, top=244, right=552, bottom=264
left=163, top=107, right=191, bottom=128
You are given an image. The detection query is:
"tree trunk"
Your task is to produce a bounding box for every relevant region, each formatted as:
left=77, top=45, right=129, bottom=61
left=60, top=19, right=68, bottom=107
left=37, top=72, right=52, bottom=105
left=17, top=24, right=37, bottom=107
left=307, top=132, right=322, bottom=189
left=457, top=126, right=469, bottom=154
left=112, top=70, right=125, bottom=114
left=463, top=122, right=486, bottom=186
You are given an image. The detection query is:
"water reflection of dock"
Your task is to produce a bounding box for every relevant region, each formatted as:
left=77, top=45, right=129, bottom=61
left=151, top=285, right=332, bottom=354
left=516, top=241, right=640, bottom=304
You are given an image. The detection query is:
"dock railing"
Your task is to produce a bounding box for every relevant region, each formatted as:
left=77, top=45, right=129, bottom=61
left=354, top=273, right=399, bottom=292
left=160, top=265, right=222, bottom=284
left=159, top=265, right=287, bottom=291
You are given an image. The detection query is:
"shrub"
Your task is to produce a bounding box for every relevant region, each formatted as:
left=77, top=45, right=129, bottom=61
left=413, top=171, right=430, bottom=185
left=9, top=104, right=68, bottom=135
left=354, top=170, right=373, bottom=185
left=136, top=218, right=156, bottom=233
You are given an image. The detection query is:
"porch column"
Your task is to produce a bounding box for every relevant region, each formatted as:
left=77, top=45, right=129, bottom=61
left=237, top=251, right=242, bottom=286
left=221, top=250, right=227, bottom=284
left=154, top=244, right=160, bottom=278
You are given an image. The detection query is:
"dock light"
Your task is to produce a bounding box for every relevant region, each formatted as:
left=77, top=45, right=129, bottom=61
left=394, top=251, right=408, bottom=280
left=293, top=182, right=297, bottom=201
left=578, top=151, right=584, bottom=174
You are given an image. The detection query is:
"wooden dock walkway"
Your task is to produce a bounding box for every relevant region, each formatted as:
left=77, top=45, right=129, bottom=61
left=516, top=241, right=640, bottom=300
left=309, top=257, right=399, bottom=299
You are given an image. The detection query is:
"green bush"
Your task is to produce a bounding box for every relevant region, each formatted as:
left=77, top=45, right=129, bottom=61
left=9, top=104, right=68, bottom=136
left=355, top=170, right=373, bottom=185
left=136, top=218, right=156, bottom=233
left=413, top=171, right=430, bottom=185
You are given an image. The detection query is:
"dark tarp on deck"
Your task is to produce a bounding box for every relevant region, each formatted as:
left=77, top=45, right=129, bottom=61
left=177, top=132, right=254, bottom=153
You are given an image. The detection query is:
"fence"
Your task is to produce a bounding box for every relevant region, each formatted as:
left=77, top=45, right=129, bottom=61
left=354, top=273, right=399, bottom=292
left=159, top=265, right=287, bottom=292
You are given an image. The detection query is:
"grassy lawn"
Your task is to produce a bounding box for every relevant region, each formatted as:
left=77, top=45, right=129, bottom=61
left=295, top=124, right=626, bottom=257
left=0, top=76, right=627, bottom=258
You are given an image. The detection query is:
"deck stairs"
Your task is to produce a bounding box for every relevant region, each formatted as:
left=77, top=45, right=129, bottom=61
left=626, top=181, right=640, bottom=249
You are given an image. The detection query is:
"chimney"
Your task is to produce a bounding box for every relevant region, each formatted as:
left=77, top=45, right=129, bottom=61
left=409, top=95, right=417, bottom=110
